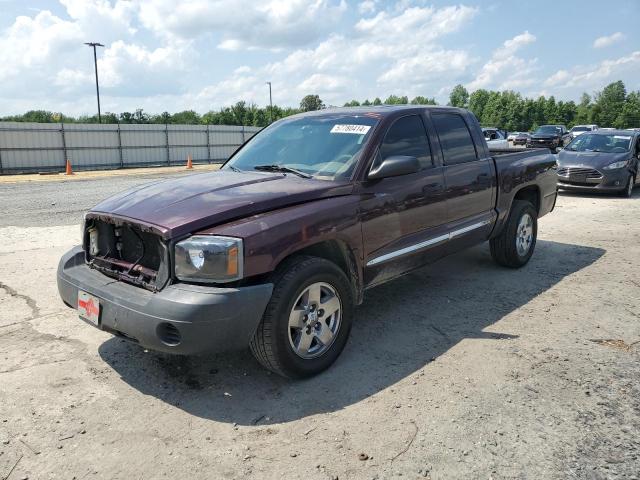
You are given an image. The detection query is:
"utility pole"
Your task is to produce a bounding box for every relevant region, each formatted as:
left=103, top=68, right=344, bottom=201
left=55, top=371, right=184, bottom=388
left=85, top=42, right=104, bottom=123
left=266, top=81, right=273, bottom=123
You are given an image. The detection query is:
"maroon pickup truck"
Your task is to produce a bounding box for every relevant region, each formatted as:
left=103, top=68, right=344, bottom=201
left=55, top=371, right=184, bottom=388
left=58, top=106, right=557, bottom=378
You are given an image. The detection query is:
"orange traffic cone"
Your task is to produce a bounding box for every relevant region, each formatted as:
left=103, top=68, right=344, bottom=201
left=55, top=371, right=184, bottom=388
left=65, top=159, right=74, bottom=175
left=186, top=154, right=193, bottom=170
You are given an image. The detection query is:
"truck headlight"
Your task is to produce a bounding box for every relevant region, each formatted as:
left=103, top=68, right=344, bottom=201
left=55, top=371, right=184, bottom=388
left=174, top=235, right=243, bottom=283
left=603, top=160, right=628, bottom=170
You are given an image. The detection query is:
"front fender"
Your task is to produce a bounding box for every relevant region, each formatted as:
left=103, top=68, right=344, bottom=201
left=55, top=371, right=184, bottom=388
left=199, top=195, right=364, bottom=281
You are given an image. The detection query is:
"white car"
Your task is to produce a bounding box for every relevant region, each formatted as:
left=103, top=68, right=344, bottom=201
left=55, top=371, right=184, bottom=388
left=483, top=128, right=510, bottom=149
left=507, top=131, right=523, bottom=142
left=570, top=125, right=598, bottom=137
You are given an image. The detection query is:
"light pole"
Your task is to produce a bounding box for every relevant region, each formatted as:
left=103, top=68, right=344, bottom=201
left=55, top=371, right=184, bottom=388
left=85, top=42, right=104, bottom=123
left=266, top=81, right=273, bottom=123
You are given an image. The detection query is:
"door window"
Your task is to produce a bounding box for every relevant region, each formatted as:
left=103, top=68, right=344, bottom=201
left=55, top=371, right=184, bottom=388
left=432, top=113, right=478, bottom=165
left=379, top=115, right=433, bottom=169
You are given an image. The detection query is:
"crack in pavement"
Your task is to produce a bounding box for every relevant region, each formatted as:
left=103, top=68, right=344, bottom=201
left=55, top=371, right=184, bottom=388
left=0, top=281, right=41, bottom=319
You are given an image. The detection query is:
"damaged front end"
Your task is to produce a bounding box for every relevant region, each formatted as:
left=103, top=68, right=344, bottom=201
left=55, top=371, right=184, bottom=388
left=82, top=214, right=171, bottom=291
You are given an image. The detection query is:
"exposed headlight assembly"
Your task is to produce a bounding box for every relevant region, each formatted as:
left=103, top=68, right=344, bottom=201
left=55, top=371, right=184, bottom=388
left=603, top=160, right=628, bottom=170
left=174, top=235, right=243, bottom=283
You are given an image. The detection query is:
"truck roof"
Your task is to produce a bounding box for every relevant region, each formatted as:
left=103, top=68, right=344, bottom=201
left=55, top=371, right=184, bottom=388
left=287, top=105, right=467, bottom=120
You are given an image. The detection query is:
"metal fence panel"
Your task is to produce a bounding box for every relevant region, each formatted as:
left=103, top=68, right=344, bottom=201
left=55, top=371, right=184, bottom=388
left=64, top=123, right=120, bottom=169
left=0, top=122, right=263, bottom=174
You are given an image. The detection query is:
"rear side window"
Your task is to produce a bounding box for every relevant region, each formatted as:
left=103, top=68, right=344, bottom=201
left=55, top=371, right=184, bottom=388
left=432, top=113, right=477, bottom=165
left=379, top=115, right=433, bottom=169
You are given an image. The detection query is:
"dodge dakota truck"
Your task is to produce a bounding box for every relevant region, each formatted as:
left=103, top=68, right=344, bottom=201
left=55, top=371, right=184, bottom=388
left=58, top=106, right=557, bottom=378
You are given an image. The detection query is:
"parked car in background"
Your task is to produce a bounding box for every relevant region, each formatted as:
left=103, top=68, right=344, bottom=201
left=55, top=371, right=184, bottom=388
left=557, top=130, right=640, bottom=197
left=507, top=131, right=524, bottom=143
left=58, top=106, right=558, bottom=378
left=527, top=125, right=571, bottom=153
left=514, top=132, right=530, bottom=146
left=482, top=127, right=510, bottom=149
left=569, top=125, right=598, bottom=138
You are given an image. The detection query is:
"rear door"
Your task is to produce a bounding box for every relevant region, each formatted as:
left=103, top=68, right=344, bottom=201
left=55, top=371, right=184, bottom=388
left=430, top=111, right=496, bottom=251
left=360, top=113, right=448, bottom=286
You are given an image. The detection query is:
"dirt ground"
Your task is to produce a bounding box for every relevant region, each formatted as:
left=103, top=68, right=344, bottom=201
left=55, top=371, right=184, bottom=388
left=0, top=179, right=639, bottom=479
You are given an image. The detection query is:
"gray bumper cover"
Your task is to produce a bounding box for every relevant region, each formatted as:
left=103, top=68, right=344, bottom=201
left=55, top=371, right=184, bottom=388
left=57, top=246, right=274, bottom=355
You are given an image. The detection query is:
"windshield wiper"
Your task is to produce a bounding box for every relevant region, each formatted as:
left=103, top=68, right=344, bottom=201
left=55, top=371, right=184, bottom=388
left=253, top=164, right=312, bottom=178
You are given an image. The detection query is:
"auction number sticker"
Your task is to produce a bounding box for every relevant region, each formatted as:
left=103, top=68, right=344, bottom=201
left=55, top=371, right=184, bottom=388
left=330, top=124, right=371, bottom=135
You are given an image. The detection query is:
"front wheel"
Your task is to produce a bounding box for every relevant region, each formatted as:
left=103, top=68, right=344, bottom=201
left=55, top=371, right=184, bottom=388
left=250, top=256, right=354, bottom=378
left=619, top=174, right=634, bottom=198
left=490, top=200, right=538, bottom=268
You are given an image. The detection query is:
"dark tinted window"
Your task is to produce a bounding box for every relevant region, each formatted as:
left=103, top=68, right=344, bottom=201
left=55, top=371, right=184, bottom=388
left=432, top=113, right=477, bottom=165
left=379, top=115, right=432, bottom=169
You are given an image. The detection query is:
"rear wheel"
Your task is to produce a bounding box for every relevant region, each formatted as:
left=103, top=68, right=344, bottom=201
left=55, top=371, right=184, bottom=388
left=250, top=256, right=354, bottom=378
left=490, top=200, right=538, bottom=268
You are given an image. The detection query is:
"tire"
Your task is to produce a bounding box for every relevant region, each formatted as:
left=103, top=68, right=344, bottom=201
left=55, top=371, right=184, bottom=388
left=490, top=200, right=538, bottom=268
left=249, top=256, right=354, bottom=378
left=619, top=174, right=634, bottom=198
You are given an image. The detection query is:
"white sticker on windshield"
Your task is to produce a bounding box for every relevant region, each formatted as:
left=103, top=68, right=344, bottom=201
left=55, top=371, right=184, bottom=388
left=614, top=135, right=631, bottom=140
left=330, top=124, right=371, bottom=135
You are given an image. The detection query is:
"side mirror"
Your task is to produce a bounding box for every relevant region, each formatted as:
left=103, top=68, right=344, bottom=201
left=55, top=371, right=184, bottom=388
left=368, top=155, right=420, bottom=180
left=556, top=147, right=563, bottom=152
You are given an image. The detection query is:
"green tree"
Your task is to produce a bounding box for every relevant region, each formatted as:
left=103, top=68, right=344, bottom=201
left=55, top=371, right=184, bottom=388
left=574, top=93, right=592, bottom=125
left=299, top=94, right=325, bottom=112
left=372, top=97, right=382, bottom=106
left=170, top=110, right=200, bottom=124
left=449, top=84, right=469, bottom=108
left=468, top=89, right=490, bottom=123
left=384, top=95, right=408, bottom=104
left=410, top=96, right=437, bottom=105
left=593, top=80, right=626, bottom=127
left=343, top=100, right=361, bottom=107
left=617, top=91, right=640, bottom=128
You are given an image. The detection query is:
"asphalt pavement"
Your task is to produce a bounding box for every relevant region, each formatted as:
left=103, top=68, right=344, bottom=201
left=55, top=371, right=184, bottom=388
left=0, top=171, right=205, bottom=227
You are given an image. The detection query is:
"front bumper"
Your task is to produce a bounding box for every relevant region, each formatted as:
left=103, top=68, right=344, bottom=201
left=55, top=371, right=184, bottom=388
left=57, top=246, right=274, bottom=355
left=557, top=168, right=630, bottom=193
left=527, top=139, right=559, bottom=149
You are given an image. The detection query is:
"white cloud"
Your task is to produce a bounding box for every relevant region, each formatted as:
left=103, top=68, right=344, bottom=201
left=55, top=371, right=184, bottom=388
left=467, top=31, right=537, bottom=91
left=593, top=32, right=625, bottom=49
left=358, top=0, right=377, bottom=14
left=0, top=10, right=83, bottom=82
left=137, top=0, right=347, bottom=50
left=5, top=1, right=633, bottom=116
left=544, top=51, right=640, bottom=90
left=378, top=49, right=471, bottom=85
left=193, top=4, right=478, bottom=107
left=501, top=31, right=536, bottom=56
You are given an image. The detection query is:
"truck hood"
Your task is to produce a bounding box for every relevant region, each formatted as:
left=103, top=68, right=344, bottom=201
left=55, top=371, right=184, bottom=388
left=90, top=170, right=353, bottom=239
left=557, top=150, right=629, bottom=169
left=530, top=134, right=559, bottom=140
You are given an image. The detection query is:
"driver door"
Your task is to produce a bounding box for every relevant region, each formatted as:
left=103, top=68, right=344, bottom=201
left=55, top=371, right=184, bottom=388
left=359, top=114, right=448, bottom=287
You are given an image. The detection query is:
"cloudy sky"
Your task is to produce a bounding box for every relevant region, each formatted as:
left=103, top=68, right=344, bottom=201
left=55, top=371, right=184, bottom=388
left=1, top=0, right=639, bottom=116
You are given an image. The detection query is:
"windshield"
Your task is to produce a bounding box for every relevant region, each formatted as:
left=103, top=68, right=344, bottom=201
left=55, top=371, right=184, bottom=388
left=223, top=115, right=378, bottom=180
left=535, top=126, right=561, bottom=135
left=565, top=133, right=632, bottom=153
left=570, top=126, right=589, bottom=132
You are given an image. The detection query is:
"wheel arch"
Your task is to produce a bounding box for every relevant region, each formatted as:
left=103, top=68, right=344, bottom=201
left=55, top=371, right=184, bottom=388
left=273, top=239, right=364, bottom=305
left=512, top=185, right=541, bottom=214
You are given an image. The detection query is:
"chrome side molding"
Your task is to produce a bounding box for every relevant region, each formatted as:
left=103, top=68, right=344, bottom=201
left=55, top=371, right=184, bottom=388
left=366, top=220, right=491, bottom=267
